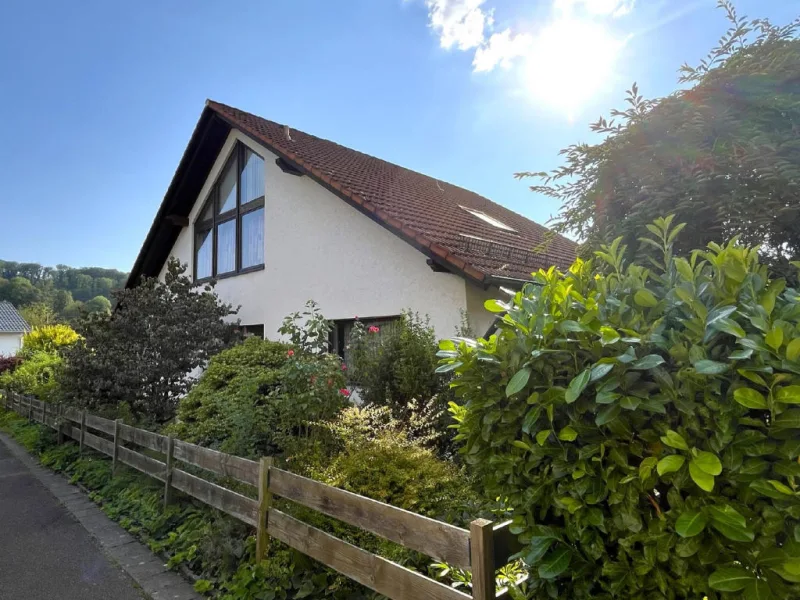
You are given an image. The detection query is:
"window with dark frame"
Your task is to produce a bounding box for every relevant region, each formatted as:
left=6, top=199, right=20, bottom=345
left=194, top=143, right=265, bottom=281
left=330, top=316, right=401, bottom=367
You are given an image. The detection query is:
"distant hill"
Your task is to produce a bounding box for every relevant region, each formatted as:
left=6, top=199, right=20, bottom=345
left=0, top=260, right=129, bottom=324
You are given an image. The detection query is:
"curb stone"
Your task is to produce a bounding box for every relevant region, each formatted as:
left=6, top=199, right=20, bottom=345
left=0, top=432, right=202, bottom=600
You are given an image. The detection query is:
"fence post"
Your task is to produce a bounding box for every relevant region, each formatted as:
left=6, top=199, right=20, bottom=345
left=163, top=435, right=175, bottom=510
left=470, top=519, right=496, bottom=600
left=28, top=397, right=33, bottom=422
left=79, top=410, right=87, bottom=454
left=256, top=456, right=274, bottom=562
left=57, top=405, right=65, bottom=444
left=112, top=419, right=121, bottom=476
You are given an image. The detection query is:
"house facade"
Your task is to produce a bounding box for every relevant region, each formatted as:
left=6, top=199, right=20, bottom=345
left=0, top=301, right=30, bottom=356
left=128, top=101, right=576, bottom=342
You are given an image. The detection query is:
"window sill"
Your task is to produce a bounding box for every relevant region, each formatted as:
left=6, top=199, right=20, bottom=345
left=195, top=263, right=264, bottom=284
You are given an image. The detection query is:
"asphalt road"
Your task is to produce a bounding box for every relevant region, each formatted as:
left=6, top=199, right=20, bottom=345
left=0, top=440, right=145, bottom=600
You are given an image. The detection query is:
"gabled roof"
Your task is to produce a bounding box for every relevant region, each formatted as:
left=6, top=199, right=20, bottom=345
left=0, top=301, right=30, bottom=333
left=127, top=100, right=577, bottom=288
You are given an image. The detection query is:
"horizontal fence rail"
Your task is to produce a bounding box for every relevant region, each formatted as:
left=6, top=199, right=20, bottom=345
left=0, top=391, right=523, bottom=600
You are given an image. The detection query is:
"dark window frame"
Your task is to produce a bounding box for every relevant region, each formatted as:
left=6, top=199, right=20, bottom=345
left=193, top=143, right=266, bottom=282
left=330, top=315, right=401, bottom=360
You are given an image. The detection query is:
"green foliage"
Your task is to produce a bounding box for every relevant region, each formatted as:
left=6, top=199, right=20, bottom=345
left=84, top=295, right=112, bottom=314
left=443, top=217, right=800, bottom=599
left=304, top=405, right=479, bottom=524
left=60, top=259, right=238, bottom=426
left=0, top=259, right=127, bottom=322
left=518, top=2, right=800, bottom=277
left=170, top=335, right=347, bottom=458
left=349, top=312, right=443, bottom=413
left=19, top=324, right=80, bottom=357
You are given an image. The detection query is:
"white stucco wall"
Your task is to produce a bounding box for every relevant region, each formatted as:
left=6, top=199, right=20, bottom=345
left=465, top=284, right=502, bottom=338
left=160, top=129, right=493, bottom=341
left=0, top=333, right=22, bottom=356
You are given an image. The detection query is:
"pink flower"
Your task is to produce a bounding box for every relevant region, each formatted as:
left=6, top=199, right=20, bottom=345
left=310, top=376, right=317, bottom=384
left=341, top=364, right=347, bottom=371
left=287, top=350, right=294, bottom=357
left=339, top=388, right=351, bottom=397
left=327, top=378, right=333, bottom=387
left=368, top=326, right=380, bottom=333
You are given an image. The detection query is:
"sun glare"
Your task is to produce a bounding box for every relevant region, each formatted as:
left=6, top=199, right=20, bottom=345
left=519, top=18, right=626, bottom=120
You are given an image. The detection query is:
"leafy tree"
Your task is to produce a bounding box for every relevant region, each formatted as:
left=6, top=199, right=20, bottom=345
left=19, top=325, right=80, bottom=358
left=60, top=259, right=238, bottom=426
left=442, top=217, right=800, bottom=599
left=51, top=289, right=73, bottom=314
left=84, top=295, right=112, bottom=314
left=518, top=2, right=800, bottom=276
left=5, top=276, right=39, bottom=306
left=19, top=303, right=58, bottom=329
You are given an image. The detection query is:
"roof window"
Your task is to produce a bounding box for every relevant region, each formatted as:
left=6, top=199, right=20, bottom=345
left=460, top=206, right=517, bottom=232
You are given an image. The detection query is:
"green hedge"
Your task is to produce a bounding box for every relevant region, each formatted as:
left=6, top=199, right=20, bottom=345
left=442, top=217, right=800, bottom=599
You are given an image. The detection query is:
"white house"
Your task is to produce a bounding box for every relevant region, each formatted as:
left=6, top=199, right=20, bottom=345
left=0, top=301, right=30, bottom=356
left=127, top=100, right=576, bottom=344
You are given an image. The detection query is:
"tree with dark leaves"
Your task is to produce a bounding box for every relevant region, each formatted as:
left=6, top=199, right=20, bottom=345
left=518, top=1, right=800, bottom=278
left=60, top=258, right=239, bottom=426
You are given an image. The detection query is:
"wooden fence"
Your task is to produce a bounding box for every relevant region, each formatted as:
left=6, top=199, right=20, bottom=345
left=0, top=391, right=523, bottom=600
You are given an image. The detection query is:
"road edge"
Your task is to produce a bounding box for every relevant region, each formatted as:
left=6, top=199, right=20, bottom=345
left=0, top=432, right=201, bottom=600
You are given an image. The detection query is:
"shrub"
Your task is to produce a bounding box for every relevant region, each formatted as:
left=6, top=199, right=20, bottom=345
left=442, top=217, right=800, bottom=599
left=304, top=405, right=479, bottom=524
left=19, top=324, right=80, bottom=357
left=170, top=336, right=347, bottom=458
left=60, top=259, right=238, bottom=426
left=0, top=351, right=62, bottom=401
left=0, top=355, right=22, bottom=376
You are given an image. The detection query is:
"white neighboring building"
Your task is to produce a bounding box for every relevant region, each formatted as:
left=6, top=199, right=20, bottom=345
left=0, top=301, right=30, bottom=356
left=127, top=101, right=576, bottom=344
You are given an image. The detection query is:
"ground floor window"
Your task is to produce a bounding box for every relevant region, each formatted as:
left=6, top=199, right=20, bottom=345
left=239, top=324, right=265, bottom=339
left=330, top=316, right=400, bottom=366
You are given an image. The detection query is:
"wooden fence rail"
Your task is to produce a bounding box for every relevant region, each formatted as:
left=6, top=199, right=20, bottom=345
left=0, top=390, right=524, bottom=600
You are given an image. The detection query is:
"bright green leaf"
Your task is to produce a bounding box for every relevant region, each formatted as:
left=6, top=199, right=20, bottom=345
left=689, top=461, right=715, bottom=492
left=512, top=440, right=533, bottom=452
left=435, top=361, right=462, bottom=374
left=506, top=368, right=531, bottom=397
left=600, top=326, right=620, bottom=345
left=657, top=455, right=686, bottom=476
left=734, top=387, right=768, bottom=409
left=661, top=430, right=689, bottom=450
left=565, top=369, right=591, bottom=403
left=693, top=451, right=722, bottom=476
left=776, top=386, right=800, bottom=404
left=766, top=327, right=784, bottom=351
left=639, top=456, right=658, bottom=480
left=768, top=480, right=794, bottom=495
left=536, top=430, right=551, bottom=446
left=787, top=338, right=800, bottom=362
left=484, top=299, right=510, bottom=313
left=558, top=426, right=578, bottom=442
left=634, top=289, right=659, bottom=308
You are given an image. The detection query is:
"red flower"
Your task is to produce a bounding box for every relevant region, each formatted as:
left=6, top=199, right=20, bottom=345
left=339, top=388, right=351, bottom=397
left=287, top=349, right=294, bottom=357
left=341, top=364, right=347, bottom=371
left=368, top=326, right=380, bottom=333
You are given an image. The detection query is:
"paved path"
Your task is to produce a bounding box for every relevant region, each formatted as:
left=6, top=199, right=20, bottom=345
left=0, top=434, right=200, bottom=600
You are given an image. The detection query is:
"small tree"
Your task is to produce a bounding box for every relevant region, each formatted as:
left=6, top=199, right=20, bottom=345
left=60, top=259, right=238, bottom=425
left=518, top=2, right=800, bottom=277
left=442, top=218, right=800, bottom=599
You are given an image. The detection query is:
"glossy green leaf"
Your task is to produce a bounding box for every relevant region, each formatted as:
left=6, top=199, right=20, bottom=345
left=565, top=369, right=591, bottom=403
left=600, top=326, right=620, bottom=345
left=631, top=354, right=665, bottom=370
left=512, top=440, right=533, bottom=452
left=743, top=579, right=773, bottom=600
left=639, top=456, right=658, bottom=480
left=693, top=451, right=722, bottom=476
left=595, top=403, right=621, bottom=426
left=661, top=430, right=689, bottom=450
left=734, top=387, right=768, bottom=409
left=634, top=289, right=659, bottom=308
left=657, top=455, right=686, bottom=476
left=676, top=510, right=708, bottom=537
left=558, top=426, right=578, bottom=442
left=775, top=410, right=800, bottom=429
left=484, top=299, right=510, bottom=313
left=713, top=317, right=746, bottom=338
left=766, top=327, right=784, bottom=351
left=689, top=461, right=714, bottom=491
left=590, top=362, right=614, bottom=382
left=435, top=361, right=462, bottom=373
left=506, top=367, right=531, bottom=397
left=768, top=479, right=794, bottom=495
left=787, top=338, right=800, bottom=362
left=693, top=359, right=729, bottom=375
left=620, top=395, right=641, bottom=410
left=775, top=385, right=800, bottom=404
left=538, top=546, right=572, bottom=579
left=535, top=430, right=551, bottom=446
left=708, top=567, right=755, bottom=591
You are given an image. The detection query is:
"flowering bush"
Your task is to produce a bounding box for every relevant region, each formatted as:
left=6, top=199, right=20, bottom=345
left=19, top=324, right=80, bottom=358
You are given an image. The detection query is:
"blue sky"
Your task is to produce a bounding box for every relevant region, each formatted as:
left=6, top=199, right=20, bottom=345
left=0, top=0, right=795, bottom=271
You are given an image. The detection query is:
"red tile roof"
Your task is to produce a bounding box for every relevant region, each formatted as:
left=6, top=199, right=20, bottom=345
left=207, top=101, right=576, bottom=281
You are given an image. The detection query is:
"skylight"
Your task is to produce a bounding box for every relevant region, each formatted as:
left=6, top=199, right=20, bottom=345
left=460, top=206, right=517, bottom=232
